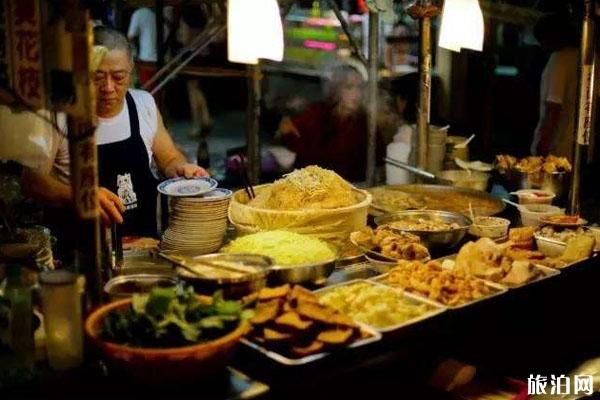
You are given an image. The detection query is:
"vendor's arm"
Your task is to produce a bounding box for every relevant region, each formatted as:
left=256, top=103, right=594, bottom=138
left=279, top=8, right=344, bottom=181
left=153, top=110, right=208, bottom=178
left=536, top=101, right=561, bottom=156
left=21, top=169, right=125, bottom=225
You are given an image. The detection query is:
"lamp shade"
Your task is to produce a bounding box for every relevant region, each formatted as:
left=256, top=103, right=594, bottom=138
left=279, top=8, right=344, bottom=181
left=228, top=0, right=284, bottom=64
left=438, top=0, right=484, bottom=53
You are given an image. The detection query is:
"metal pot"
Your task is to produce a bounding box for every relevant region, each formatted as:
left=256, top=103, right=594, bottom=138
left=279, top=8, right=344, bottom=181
left=104, top=274, right=179, bottom=300
left=268, top=259, right=336, bottom=286
left=162, top=252, right=272, bottom=299
left=516, top=170, right=570, bottom=199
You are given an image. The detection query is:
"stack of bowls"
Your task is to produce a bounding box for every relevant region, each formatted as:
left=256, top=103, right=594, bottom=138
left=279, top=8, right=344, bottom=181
left=161, top=189, right=232, bottom=253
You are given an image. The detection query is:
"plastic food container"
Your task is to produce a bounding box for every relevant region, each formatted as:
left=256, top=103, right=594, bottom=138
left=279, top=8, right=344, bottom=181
left=534, top=235, right=566, bottom=258
left=468, top=216, right=511, bottom=239
left=513, top=189, right=555, bottom=205
left=519, top=204, right=564, bottom=227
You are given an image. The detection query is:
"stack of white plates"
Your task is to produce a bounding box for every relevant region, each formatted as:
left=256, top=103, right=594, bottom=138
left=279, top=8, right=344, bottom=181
left=160, top=188, right=232, bottom=253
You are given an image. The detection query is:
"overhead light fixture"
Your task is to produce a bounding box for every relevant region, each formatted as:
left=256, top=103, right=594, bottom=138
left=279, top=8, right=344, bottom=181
left=438, top=0, right=484, bottom=53
left=228, top=0, right=284, bottom=64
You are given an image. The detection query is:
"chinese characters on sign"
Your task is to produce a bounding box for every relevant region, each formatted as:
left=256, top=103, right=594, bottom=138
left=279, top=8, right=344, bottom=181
left=71, top=135, right=100, bottom=220
left=528, top=374, right=594, bottom=396
left=7, top=0, right=45, bottom=108
left=0, top=0, right=11, bottom=87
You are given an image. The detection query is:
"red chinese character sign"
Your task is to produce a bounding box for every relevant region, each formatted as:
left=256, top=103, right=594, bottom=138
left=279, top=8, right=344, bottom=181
left=6, top=0, right=45, bottom=108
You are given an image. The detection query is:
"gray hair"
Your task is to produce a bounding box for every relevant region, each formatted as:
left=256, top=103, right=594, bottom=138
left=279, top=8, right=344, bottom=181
left=93, top=26, right=133, bottom=61
left=323, top=59, right=367, bottom=104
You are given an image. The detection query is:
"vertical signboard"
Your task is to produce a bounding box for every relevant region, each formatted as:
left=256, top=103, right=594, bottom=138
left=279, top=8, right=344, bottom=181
left=7, top=0, right=45, bottom=109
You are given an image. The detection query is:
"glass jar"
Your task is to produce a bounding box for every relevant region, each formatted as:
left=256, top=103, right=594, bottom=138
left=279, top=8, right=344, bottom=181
left=39, top=270, right=83, bottom=370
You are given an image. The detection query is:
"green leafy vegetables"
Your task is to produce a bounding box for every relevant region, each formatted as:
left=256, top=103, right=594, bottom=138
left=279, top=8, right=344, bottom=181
left=101, top=286, right=253, bottom=348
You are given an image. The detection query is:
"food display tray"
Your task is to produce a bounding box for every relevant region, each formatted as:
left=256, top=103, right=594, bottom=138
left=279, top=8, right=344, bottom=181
left=437, top=254, right=561, bottom=289
left=314, top=279, right=447, bottom=333
left=546, top=254, right=598, bottom=270
left=370, top=273, right=507, bottom=310
left=241, top=323, right=381, bottom=366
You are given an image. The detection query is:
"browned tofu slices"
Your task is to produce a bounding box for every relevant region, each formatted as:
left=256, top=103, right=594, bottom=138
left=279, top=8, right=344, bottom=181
left=248, top=284, right=366, bottom=358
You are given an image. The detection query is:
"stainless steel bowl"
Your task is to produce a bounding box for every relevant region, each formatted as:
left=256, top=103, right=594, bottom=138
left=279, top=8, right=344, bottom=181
left=104, top=274, right=179, bottom=300
left=516, top=170, right=570, bottom=199
left=160, top=252, right=273, bottom=299
left=374, top=210, right=472, bottom=249
left=269, top=259, right=336, bottom=286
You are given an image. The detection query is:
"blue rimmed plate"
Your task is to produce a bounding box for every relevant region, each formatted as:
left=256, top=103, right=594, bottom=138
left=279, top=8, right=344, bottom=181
left=157, top=177, right=218, bottom=197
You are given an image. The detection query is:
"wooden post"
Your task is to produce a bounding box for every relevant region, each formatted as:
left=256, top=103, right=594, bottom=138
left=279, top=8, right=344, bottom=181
left=408, top=2, right=440, bottom=174
left=570, top=0, right=597, bottom=214
left=246, top=64, right=261, bottom=185
left=366, top=11, right=379, bottom=186
left=65, top=7, right=102, bottom=305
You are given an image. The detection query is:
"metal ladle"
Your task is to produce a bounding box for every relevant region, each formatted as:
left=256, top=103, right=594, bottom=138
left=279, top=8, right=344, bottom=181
left=384, top=157, right=453, bottom=185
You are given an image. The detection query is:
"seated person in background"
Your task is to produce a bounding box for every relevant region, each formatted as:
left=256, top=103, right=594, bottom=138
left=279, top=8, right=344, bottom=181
left=277, top=59, right=383, bottom=182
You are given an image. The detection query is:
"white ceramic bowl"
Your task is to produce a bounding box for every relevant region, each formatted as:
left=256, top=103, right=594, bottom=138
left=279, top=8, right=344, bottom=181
left=514, top=189, right=555, bottom=205
left=468, top=216, right=511, bottom=239
left=519, top=204, right=564, bottom=227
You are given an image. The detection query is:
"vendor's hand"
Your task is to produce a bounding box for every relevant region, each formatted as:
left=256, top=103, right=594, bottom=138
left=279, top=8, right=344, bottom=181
left=277, top=117, right=300, bottom=138
left=173, top=163, right=209, bottom=179
left=98, top=187, right=125, bottom=225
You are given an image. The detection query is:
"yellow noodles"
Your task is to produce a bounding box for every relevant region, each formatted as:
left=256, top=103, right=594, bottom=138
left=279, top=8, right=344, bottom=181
left=248, top=166, right=357, bottom=210
left=223, top=230, right=336, bottom=266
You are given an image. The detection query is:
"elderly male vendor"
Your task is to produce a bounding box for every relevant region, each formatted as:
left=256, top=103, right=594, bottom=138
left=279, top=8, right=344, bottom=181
left=22, top=27, right=207, bottom=238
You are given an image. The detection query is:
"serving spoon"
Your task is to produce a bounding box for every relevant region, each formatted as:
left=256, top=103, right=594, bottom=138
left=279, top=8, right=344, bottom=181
left=501, top=198, right=525, bottom=212
left=455, top=134, right=475, bottom=149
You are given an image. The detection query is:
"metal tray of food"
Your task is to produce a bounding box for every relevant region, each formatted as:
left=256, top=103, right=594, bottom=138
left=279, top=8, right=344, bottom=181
left=379, top=184, right=505, bottom=217
left=534, top=252, right=597, bottom=270
left=240, top=323, right=381, bottom=366
left=371, top=272, right=507, bottom=310
left=327, top=263, right=382, bottom=284
left=314, top=279, right=447, bottom=333
left=438, top=254, right=561, bottom=289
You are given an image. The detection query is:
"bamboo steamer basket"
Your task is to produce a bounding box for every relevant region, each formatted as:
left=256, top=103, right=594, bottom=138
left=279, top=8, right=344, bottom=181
left=228, top=184, right=372, bottom=247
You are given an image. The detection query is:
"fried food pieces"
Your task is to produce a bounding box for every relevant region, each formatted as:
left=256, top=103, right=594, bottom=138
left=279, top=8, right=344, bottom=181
left=352, top=226, right=430, bottom=261
left=248, top=284, right=367, bottom=358
left=496, top=154, right=572, bottom=174
left=454, top=238, right=543, bottom=286
left=385, top=260, right=495, bottom=306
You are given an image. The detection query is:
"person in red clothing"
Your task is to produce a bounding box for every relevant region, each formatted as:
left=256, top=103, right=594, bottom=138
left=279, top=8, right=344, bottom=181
left=277, top=60, right=377, bottom=182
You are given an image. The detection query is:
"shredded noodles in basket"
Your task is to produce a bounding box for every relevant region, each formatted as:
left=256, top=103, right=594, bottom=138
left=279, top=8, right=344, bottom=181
left=223, top=230, right=336, bottom=266
left=248, top=165, right=357, bottom=210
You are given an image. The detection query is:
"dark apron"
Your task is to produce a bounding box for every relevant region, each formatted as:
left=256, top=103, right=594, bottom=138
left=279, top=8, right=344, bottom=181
left=97, top=91, right=159, bottom=238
